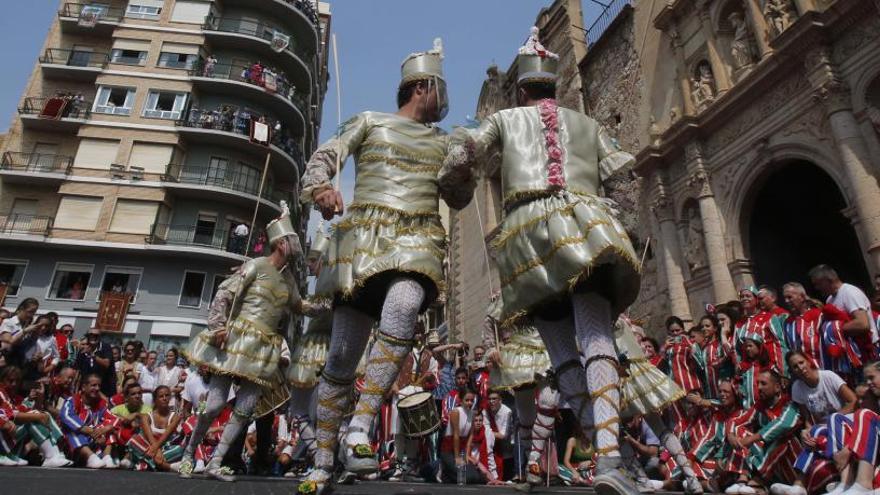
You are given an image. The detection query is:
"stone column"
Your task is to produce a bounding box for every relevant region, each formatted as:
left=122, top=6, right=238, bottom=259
left=685, top=143, right=738, bottom=302
left=669, top=28, right=696, bottom=117
left=808, top=47, right=880, bottom=277
left=742, top=0, right=773, bottom=58
left=697, top=5, right=733, bottom=92
left=651, top=188, right=693, bottom=321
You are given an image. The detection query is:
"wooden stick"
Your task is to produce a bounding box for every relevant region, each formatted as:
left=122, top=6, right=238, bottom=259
left=245, top=151, right=272, bottom=257
left=639, top=235, right=652, bottom=270
left=332, top=33, right=342, bottom=192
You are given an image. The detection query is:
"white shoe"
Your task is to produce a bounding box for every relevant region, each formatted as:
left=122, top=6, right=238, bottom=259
left=193, top=459, right=206, bottom=474
left=86, top=454, right=105, bottom=469
left=726, top=483, right=745, bottom=495
left=42, top=455, right=73, bottom=468
left=11, top=455, right=28, bottom=466
left=0, top=456, right=18, bottom=466
left=788, top=486, right=807, bottom=495
left=102, top=456, right=118, bottom=469
left=119, top=458, right=132, bottom=469
left=824, top=483, right=851, bottom=495
left=169, top=461, right=182, bottom=473
left=839, top=485, right=873, bottom=495
left=740, top=485, right=757, bottom=495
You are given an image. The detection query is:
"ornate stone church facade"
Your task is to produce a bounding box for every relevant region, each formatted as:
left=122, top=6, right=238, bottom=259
left=446, top=0, right=880, bottom=341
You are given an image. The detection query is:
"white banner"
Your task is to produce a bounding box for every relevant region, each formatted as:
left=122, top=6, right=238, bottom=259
left=252, top=121, right=270, bottom=145
left=271, top=31, right=290, bottom=53
left=78, top=7, right=101, bottom=27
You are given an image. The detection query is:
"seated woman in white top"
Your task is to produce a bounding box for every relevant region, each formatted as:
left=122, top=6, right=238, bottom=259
left=439, top=388, right=477, bottom=483
left=771, top=350, right=856, bottom=495
left=129, top=385, right=184, bottom=471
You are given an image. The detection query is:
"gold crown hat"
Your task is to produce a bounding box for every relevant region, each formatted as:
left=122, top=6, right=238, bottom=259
left=307, top=221, right=330, bottom=262
left=400, top=37, right=445, bottom=87
left=516, top=26, right=559, bottom=85
left=266, top=200, right=297, bottom=244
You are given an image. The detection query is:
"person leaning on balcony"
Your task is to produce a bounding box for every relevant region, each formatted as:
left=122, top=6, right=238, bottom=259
left=178, top=203, right=302, bottom=482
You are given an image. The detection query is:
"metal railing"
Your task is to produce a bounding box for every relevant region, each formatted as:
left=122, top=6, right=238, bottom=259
left=19, top=96, right=92, bottom=119
left=163, top=163, right=291, bottom=205
left=175, top=107, right=304, bottom=164
left=189, top=61, right=309, bottom=111
left=202, top=15, right=316, bottom=67
left=585, top=0, right=632, bottom=48
left=59, top=3, right=125, bottom=23
left=146, top=223, right=256, bottom=255
left=0, top=213, right=53, bottom=235
left=40, top=48, right=109, bottom=68
left=1, top=152, right=74, bottom=174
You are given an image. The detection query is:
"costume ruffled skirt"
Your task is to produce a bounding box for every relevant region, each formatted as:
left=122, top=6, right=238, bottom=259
left=493, top=191, right=641, bottom=325
left=490, top=324, right=551, bottom=390
left=614, top=320, right=684, bottom=417
left=314, top=205, right=447, bottom=318
left=185, top=317, right=284, bottom=387
left=287, top=313, right=331, bottom=388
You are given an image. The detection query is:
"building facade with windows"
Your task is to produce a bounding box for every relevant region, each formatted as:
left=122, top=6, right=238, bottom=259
left=0, top=0, right=331, bottom=350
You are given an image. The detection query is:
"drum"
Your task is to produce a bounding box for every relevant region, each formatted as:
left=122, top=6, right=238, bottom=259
left=397, top=391, right=440, bottom=438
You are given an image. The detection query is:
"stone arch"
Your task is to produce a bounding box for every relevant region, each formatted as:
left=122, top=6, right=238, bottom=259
left=848, top=53, right=880, bottom=113
left=728, top=149, right=868, bottom=292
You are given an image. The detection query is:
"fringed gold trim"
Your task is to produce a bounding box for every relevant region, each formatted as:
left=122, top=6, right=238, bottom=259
left=347, top=202, right=439, bottom=218
left=502, top=188, right=596, bottom=209
left=326, top=243, right=446, bottom=267
left=619, top=377, right=686, bottom=412
left=180, top=349, right=274, bottom=387
left=359, top=154, right=441, bottom=174
left=313, top=265, right=447, bottom=306
left=499, top=243, right=641, bottom=328
left=193, top=335, right=281, bottom=364
left=332, top=215, right=447, bottom=238
left=359, top=142, right=444, bottom=163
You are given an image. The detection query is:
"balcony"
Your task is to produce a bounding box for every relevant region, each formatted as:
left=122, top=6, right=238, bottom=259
left=40, top=48, right=108, bottom=81
left=18, top=96, right=92, bottom=132
left=147, top=223, right=265, bottom=260
left=175, top=107, right=304, bottom=178
left=58, top=3, right=124, bottom=35
left=162, top=163, right=290, bottom=215
left=189, top=61, right=307, bottom=135
left=202, top=15, right=314, bottom=90
left=0, top=214, right=53, bottom=237
left=1, top=152, right=73, bottom=185
left=217, top=0, right=320, bottom=48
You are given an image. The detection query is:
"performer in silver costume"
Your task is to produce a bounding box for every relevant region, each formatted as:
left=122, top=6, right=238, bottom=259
left=297, top=39, right=468, bottom=495
left=178, top=205, right=302, bottom=482
left=441, top=28, right=642, bottom=495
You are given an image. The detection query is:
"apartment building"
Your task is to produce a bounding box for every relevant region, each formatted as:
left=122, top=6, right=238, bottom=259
left=0, top=0, right=330, bottom=349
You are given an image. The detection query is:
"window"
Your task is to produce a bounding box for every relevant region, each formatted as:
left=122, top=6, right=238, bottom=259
left=205, top=156, right=229, bottom=185
left=171, top=0, right=211, bottom=24
left=236, top=162, right=261, bottom=194
left=126, top=1, right=162, bottom=19
left=193, top=213, right=217, bottom=246
left=98, top=266, right=142, bottom=302
left=0, top=260, right=28, bottom=297
left=94, top=86, right=135, bottom=115
left=128, top=142, right=174, bottom=174
left=54, top=195, right=103, bottom=231
left=143, top=90, right=187, bottom=120
left=73, top=138, right=120, bottom=170
left=158, top=52, right=197, bottom=69
left=48, top=263, right=93, bottom=301
left=178, top=271, right=205, bottom=308
left=110, top=39, right=149, bottom=65
left=108, top=199, right=159, bottom=234
left=210, top=274, right=227, bottom=301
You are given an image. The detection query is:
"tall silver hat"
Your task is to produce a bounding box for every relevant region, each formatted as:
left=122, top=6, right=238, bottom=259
left=516, top=26, right=559, bottom=85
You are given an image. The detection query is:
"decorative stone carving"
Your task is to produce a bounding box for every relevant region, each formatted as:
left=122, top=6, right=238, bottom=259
left=649, top=116, right=662, bottom=146
left=812, top=79, right=852, bottom=114
left=683, top=203, right=708, bottom=272
left=687, top=169, right=712, bottom=197
left=691, top=61, right=716, bottom=110
left=764, top=0, right=797, bottom=38
left=728, top=12, right=755, bottom=76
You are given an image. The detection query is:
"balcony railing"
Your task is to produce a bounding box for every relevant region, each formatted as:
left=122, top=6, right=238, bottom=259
left=19, top=96, right=92, bottom=120
left=202, top=15, right=315, bottom=68
left=0, top=214, right=53, bottom=236
left=40, top=48, right=109, bottom=68
left=59, top=3, right=125, bottom=23
left=148, top=223, right=270, bottom=257
left=585, top=0, right=632, bottom=48
left=176, top=107, right=304, bottom=164
left=189, top=61, right=309, bottom=111
left=163, top=163, right=290, bottom=205
left=1, top=152, right=73, bottom=174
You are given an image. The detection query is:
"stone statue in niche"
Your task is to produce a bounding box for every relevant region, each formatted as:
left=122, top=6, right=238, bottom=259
left=691, top=61, right=716, bottom=110
left=683, top=204, right=707, bottom=272
left=728, top=12, right=755, bottom=71
left=764, top=0, right=797, bottom=37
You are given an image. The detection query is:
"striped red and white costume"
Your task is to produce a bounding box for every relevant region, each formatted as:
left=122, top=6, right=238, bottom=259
left=783, top=308, right=824, bottom=369
left=724, top=394, right=802, bottom=483
left=665, top=335, right=703, bottom=432
left=59, top=393, right=120, bottom=450
left=688, top=401, right=743, bottom=478
left=734, top=308, right=788, bottom=375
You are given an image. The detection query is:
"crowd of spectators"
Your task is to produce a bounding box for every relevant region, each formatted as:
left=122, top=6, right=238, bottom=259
left=1, top=262, right=879, bottom=495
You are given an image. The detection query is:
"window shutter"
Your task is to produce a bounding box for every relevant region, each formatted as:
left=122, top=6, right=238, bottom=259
left=133, top=0, right=164, bottom=7
left=73, top=139, right=120, bottom=170
left=161, top=42, right=200, bottom=55
left=112, top=39, right=151, bottom=52
left=55, top=196, right=103, bottom=230
left=109, top=200, right=159, bottom=234
left=129, top=143, right=173, bottom=173
left=171, top=1, right=211, bottom=23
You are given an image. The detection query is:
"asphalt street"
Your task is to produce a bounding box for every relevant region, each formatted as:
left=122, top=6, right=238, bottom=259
left=0, top=466, right=654, bottom=495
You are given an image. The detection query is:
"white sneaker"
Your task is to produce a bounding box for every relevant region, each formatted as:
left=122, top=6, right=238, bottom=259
left=824, top=483, right=851, bottom=495
left=10, top=455, right=28, bottom=466
left=194, top=459, right=206, bottom=473
left=839, top=485, right=873, bottom=495
left=0, top=455, right=18, bottom=467
left=789, top=486, right=807, bottom=495
left=740, top=485, right=757, bottom=495
left=119, top=458, right=132, bottom=470
left=727, top=483, right=746, bottom=495
left=102, top=456, right=117, bottom=469
left=42, top=455, right=73, bottom=468
left=86, top=454, right=105, bottom=469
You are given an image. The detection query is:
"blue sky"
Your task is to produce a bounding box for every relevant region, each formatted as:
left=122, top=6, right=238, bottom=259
left=0, top=1, right=603, bottom=238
